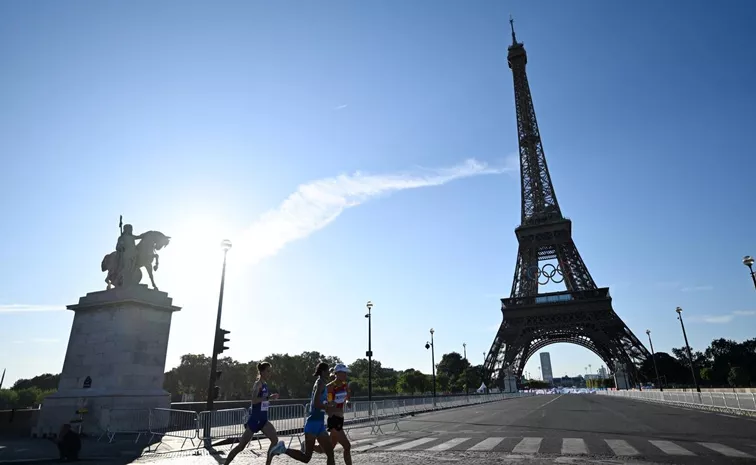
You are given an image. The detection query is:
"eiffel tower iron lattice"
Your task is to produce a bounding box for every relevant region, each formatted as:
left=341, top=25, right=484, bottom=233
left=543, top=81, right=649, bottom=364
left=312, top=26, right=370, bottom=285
left=484, top=19, right=650, bottom=388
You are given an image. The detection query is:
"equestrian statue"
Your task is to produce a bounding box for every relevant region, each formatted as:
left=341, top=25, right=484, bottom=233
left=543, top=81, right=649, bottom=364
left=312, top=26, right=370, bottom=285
left=101, top=216, right=171, bottom=291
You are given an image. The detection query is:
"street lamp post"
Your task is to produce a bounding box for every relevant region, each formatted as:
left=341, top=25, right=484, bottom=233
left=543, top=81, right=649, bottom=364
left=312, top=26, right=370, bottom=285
left=463, top=343, right=468, bottom=397
left=743, top=256, right=756, bottom=289
left=675, top=307, right=701, bottom=393
left=204, top=239, right=232, bottom=443
left=365, top=301, right=373, bottom=416
left=646, top=329, right=663, bottom=391
left=425, top=328, right=436, bottom=406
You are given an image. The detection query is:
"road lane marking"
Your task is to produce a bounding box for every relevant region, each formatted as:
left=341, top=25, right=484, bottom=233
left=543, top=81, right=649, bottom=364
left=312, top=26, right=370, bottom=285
left=349, top=437, right=381, bottom=445
left=561, top=438, right=588, bottom=455
left=467, top=437, right=504, bottom=451
left=352, top=437, right=405, bottom=452
left=698, top=442, right=754, bottom=458
left=387, top=437, right=437, bottom=451
left=537, top=394, right=564, bottom=409
left=512, top=437, right=542, bottom=454
left=426, top=437, right=472, bottom=451
left=649, top=440, right=695, bottom=456
left=604, top=439, right=640, bottom=456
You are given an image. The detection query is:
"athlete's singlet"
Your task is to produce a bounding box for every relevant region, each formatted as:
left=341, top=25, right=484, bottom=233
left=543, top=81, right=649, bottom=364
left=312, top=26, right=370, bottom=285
left=307, top=380, right=327, bottom=422
left=327, top=381, right=349, bottom=409
left=249, top=382, right=269, bottom=415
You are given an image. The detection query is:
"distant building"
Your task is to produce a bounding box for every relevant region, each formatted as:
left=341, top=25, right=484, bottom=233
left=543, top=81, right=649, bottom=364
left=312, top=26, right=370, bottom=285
left=540, top=352, right=554, bottom=383
left=598, top=366, right=607, bottom=378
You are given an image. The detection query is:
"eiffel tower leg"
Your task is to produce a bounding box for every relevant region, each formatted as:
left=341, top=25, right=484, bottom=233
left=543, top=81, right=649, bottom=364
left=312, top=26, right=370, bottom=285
left=511, top=248, right=538, bottom=298
left=556, top=240, right=597, bottom=292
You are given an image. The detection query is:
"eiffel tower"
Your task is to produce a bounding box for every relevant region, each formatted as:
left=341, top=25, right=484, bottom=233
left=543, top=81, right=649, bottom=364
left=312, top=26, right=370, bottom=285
left=484, top=19, right=650, bottom=388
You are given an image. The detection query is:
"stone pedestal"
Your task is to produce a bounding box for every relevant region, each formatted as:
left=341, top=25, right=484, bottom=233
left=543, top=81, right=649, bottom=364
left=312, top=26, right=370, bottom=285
left=34, top=285, right=181, bottom=437
left=501, top=375, right=519, bottom=393
left=614, top=365, right=630, bottom=390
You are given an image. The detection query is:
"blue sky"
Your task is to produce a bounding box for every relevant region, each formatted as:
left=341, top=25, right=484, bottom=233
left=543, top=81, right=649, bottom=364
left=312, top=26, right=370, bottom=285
left=1, top=1, right=755, bottom=387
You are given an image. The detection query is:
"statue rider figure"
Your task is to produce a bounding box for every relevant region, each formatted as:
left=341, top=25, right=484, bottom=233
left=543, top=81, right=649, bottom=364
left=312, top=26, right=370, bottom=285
left=115, top=224, right=142, bottom=286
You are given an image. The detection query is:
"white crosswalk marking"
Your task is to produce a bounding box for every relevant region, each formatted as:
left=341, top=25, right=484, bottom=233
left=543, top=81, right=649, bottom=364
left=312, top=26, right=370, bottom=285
left=512, top=437, right=542, bottom=454
left=352, top=437, right=406, bottom=452
left=467, top=437, right=504, bottom=451
left=353, top=434, right=756, bottom=459
left=426, top=437, right=472, bottom=451
left=699, top=442, right=754, bottom=458
left=561, top=438, right=588, bottom=455
left=604, top=439, right=640, bottom=456
left=649, top=440, right=695, bottom=456
left=387, top=437, right=437, bottom=451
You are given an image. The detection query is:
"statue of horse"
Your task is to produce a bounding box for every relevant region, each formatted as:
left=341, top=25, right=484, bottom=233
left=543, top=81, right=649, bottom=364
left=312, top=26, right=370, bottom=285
left=101, top=230, right=171, bottom=291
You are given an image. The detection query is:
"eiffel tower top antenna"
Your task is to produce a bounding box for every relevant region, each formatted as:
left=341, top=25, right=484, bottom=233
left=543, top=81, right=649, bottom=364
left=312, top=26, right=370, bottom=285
left=509, top=15, right=518, bottom=45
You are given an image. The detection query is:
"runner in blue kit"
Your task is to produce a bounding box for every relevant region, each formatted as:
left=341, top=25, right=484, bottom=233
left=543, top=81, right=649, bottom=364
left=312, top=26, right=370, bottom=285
left=224, top=362, right=285, bottom=465
left=274, top=361, right=335, bottom=464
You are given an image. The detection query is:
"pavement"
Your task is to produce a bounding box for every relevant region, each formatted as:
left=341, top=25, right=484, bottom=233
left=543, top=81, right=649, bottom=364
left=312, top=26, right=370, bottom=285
left=3, top=394, right=756, bottom=464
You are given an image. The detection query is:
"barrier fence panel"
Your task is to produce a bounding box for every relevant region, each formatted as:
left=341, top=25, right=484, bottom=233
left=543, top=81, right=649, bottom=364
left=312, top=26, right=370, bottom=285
left=120, top=392, right=535, bottom=453
left=98, top=408, right=150, bottom=444
left=198, top=408, right=247, bottom=442
left=148, top=408, right=199, bottom=450
left=267, top=403, right=306, bottom=448
left=598, top=389, right=756, bottom=416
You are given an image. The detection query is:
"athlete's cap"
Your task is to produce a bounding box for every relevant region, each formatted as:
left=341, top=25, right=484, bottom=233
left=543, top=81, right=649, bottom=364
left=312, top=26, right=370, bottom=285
left=333, top=364, right=350, bottom=374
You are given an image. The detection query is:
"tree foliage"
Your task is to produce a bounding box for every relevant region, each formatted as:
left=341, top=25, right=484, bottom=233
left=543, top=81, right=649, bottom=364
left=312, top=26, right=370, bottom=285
left=665, top=337, right=756, bottom=387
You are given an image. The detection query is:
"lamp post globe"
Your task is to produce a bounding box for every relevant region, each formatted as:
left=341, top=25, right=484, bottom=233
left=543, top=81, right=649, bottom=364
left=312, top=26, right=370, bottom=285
left=743, top=256, right=756, bottom=290
left=221, top=239, right=232, bottom=251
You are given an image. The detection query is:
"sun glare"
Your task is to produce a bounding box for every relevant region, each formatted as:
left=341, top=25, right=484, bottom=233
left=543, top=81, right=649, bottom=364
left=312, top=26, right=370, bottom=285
left=158, top=216, right=239, bottom=298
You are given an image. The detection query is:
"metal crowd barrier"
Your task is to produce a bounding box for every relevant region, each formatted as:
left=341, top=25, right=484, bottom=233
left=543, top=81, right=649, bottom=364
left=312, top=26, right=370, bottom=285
left=148, top=407, right=199, bottom=450
left=97, top=408, right=150, bottom=443
left=95, top=392, right=533, bottom=451
left=598, top=389, right=756, bottom=416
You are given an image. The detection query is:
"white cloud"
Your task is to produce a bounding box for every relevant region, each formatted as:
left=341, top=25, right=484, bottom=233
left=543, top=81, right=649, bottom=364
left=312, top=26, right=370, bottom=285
left=681, top=285, right=714, bottom=292
left=689, top=310, right=756, bottom=324
left=334, top=104, right=348, bottom=110
left=0, top=304, right=66, bottom=313
left=30, top=338, right=60, bottom=344
left=236, top=158, right=511, bottom=265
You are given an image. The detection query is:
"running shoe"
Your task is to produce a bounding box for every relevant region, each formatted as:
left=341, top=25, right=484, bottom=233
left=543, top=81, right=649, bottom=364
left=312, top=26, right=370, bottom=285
left=270, top=440, right=286, bottom=456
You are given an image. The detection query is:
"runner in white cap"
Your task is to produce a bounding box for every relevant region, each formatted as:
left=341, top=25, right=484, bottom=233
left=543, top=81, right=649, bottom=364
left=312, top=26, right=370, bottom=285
left=313, top=363, right=352, bottom=464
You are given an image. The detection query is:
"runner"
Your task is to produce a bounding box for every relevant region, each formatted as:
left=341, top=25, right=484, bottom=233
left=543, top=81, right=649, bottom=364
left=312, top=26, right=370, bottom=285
left=224, top=362, right=284, bottom=465
left=274, top=362, right=335, bottom=465
left=324, top=363, right=353, bottom=465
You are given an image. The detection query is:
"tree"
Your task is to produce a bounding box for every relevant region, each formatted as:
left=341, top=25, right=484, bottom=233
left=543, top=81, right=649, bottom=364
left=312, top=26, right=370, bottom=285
left=464, top=365, right=484, bottom=392
left=641, top=352, right=689, bottom=386
left=0, top=389, right=19, bottom=409
left=436, top=373, right=450, bottom=393
left=437, top=352, right=469, bottom=382
left=12, top=373, right=59, bottom=391
left=728, top=367, right=750, bottom=388
left=164, top=354, right=212, bottom=401
left=396, top=369, right=426, bottom=394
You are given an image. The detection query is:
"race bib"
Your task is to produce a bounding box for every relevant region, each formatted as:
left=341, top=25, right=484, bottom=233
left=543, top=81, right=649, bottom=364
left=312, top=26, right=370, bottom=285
left=261, top=401, right=270, bottom=412
left=334, top=391, right=348, bottom=404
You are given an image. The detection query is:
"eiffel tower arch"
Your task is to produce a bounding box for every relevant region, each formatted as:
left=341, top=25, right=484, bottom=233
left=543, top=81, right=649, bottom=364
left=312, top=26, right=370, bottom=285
left=484, top=20, right=650, bottom=388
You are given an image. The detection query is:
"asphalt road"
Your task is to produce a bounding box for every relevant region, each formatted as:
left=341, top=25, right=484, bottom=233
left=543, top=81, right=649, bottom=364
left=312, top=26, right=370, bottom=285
left=125, top=394, right=756, bottom=464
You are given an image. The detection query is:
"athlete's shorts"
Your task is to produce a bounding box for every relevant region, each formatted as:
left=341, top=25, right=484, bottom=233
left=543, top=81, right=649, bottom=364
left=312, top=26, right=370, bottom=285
left=246, top=413, right=268, bottom=434
left=327, top=415, right=344, bottom=432
left=303, top=419, right=327, bottom=436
